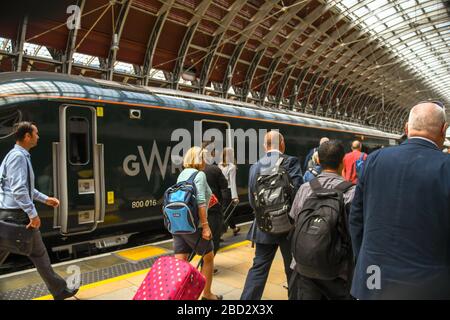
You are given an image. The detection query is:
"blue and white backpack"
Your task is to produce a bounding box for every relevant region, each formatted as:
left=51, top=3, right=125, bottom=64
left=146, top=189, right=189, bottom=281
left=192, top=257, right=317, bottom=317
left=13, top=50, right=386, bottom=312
left=162, top=171, right=199, bottom=234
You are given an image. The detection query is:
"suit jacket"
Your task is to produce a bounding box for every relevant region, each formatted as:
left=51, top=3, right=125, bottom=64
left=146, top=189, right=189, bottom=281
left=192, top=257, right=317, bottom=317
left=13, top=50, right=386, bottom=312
left=349, top=138, right=450, bottom=299
left=246, top=151, right=303, bottom=244
left=203, top=164, right=230, bottom=213
left=303, top=147, right=316, bottom=173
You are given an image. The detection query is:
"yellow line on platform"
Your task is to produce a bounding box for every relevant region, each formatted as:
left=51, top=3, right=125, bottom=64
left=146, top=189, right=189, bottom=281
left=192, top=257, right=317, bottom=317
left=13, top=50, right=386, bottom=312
left=33, top=240, right=251, bottom=300
left=33, top=268, right=150, bottom=300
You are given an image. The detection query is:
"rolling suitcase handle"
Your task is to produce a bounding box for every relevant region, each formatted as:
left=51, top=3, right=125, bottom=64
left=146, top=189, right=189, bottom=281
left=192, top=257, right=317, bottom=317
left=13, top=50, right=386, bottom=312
left=188, top=201, right=238, bottom=264
left=187, top=234, right=212, bottom=268
left=222, top=201, right=238, bottom=226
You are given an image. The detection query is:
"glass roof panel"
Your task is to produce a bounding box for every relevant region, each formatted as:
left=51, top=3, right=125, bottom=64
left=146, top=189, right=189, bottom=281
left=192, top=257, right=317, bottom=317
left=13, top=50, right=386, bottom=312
left=332, top=0, right=450, bottom=105
left=399, top=0, right=417, bottom=10
left=367, top=0, right=388, bottom=11
left=377, top=7, right=396, bottom=20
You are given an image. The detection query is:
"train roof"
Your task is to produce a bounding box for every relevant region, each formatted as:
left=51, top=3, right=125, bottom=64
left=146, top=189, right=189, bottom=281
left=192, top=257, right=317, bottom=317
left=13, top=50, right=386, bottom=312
left=0, top=72, right=399, bottom=140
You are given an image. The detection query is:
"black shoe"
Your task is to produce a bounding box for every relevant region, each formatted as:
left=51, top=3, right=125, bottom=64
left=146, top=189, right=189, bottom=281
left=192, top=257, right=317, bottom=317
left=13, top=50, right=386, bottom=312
left=54, top=287, right=79, bottom=300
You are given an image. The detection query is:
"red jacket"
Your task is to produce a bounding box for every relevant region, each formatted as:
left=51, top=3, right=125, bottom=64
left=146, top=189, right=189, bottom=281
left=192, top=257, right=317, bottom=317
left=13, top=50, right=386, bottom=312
left=342, top=150, right=367, bottom=184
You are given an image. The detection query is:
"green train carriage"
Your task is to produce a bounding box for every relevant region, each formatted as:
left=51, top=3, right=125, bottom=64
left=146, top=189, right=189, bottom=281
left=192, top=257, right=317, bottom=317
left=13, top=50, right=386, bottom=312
left=0, top=71, right=398, bottom=260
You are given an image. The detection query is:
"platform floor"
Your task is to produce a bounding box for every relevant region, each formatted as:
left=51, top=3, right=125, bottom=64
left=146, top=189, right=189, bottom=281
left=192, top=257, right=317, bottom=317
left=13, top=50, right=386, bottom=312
left=0, top=223, right=289, bottom=300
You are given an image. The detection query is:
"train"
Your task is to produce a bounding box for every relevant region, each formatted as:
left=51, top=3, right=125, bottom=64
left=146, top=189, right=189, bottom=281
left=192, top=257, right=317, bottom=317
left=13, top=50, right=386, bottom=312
left=0, top=71, right=399, bottom=262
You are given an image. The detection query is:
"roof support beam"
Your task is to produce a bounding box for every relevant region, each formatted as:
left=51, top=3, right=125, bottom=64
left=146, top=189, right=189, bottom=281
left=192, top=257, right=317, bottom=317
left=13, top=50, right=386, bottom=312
left=106, top=0, right=132, bottom=80
left=64, top=0, right=85, bottom=74
left=221, top=0, right=278, bottom=98
left=142, top=0, right=175, bottom=86
left=198, top=1, right=246, bottom=94
left=274, top=65, right=295, bottom=108
left=171, top=0, right=211, bottom=90
left=242, top=4, right=304, bottom=102
left=258, top=56, right=281, bottom=105
left=13, top=15, right=28, bottom=72
left=289, top=68, right=308, bottom=110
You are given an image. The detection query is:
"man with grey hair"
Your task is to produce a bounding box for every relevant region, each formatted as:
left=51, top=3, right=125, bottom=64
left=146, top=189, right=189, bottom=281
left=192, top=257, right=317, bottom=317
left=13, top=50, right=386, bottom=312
left=349, top=102, right=450, bottom=299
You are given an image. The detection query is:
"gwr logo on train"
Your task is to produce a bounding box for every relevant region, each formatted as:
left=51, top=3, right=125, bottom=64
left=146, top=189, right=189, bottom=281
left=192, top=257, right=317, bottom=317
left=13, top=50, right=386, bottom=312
left=122, top=124, right=271, bottom=181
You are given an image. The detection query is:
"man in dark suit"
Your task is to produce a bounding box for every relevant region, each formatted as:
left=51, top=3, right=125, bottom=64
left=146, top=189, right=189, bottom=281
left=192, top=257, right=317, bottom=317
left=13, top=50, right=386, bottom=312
left=240, top=131, right=303, bottom=300
left=349, top=101, right=450, bottom=299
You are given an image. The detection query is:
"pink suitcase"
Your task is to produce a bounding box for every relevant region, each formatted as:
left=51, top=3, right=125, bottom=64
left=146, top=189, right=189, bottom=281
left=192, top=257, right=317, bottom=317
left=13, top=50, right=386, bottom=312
left=133, top=256, right=206, bottom=300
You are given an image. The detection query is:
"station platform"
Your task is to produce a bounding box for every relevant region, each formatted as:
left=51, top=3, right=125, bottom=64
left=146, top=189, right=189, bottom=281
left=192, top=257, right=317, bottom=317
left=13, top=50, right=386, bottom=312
left=0, top=223, right=289, bottom=300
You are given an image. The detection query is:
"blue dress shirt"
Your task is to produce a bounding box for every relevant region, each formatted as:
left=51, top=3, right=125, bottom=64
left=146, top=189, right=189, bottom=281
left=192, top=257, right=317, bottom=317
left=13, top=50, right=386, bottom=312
left=0, top=144, right=48, bottom=218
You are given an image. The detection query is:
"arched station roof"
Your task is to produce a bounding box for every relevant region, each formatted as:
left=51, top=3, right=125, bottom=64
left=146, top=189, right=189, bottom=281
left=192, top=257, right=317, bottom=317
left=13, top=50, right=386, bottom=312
left=0, top=0, right=448, bottom=133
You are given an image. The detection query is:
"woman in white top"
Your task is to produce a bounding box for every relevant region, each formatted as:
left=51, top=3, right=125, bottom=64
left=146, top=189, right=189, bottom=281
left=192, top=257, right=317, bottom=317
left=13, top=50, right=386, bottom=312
left=218, top=147, right=240, bottom=236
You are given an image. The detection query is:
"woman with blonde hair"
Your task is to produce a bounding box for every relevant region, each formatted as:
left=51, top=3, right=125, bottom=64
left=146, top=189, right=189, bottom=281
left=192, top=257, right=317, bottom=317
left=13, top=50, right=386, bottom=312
left=218, top=147, right=240, bottom=235
left=173, top=146, right=222, bottom=300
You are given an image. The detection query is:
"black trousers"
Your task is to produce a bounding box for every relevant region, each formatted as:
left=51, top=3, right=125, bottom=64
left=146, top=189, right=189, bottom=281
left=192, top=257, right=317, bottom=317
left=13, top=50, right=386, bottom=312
left=0, top=210, right=67, bottom=298
left=289, top=272, right=352, bottom=300
left=207, top=207, right=224, bottom=255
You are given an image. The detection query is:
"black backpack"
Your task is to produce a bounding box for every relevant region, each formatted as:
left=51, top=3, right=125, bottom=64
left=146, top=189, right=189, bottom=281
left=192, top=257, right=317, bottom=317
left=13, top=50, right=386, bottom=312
left=253, top=156, right=295, bottom=235
left=291, top=178, right=353, bottom=280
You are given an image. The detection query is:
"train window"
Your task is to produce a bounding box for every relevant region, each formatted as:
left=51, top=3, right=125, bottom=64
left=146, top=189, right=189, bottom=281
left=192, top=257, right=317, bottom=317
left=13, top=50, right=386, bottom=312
left=68, top=117, right=90, bottom=165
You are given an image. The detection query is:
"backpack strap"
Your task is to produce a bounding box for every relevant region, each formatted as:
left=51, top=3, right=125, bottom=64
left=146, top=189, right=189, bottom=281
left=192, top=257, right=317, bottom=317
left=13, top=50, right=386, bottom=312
left=309, top=178, right=322, bottom=192
left=186, top=170, right=199, bottom=184
left=334, top=180, right=354, bottom=193
left=274, top=155, right=284, bottom=169
left=358, top=152, right=365, bottom=161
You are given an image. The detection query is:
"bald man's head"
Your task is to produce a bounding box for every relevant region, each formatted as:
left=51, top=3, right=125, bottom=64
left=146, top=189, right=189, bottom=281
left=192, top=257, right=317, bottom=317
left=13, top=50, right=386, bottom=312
left=407, top=102, right=447, bottom=147
left=264, top=131, right=285, bottom=153
left=351, top=140, right=362, bottom=150
left=319, top=137, right=329, bottom=145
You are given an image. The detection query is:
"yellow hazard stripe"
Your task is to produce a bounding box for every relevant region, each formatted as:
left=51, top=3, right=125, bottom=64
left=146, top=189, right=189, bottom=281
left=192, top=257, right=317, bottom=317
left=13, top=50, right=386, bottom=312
left=33, top=240, right=251, bottom=300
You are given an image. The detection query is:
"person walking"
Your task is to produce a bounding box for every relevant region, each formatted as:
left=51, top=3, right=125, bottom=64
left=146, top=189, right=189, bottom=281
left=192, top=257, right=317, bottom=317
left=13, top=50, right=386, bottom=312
left=349, top=102, right=450, bottom=299
left=0, top=122, right=78, bottom=300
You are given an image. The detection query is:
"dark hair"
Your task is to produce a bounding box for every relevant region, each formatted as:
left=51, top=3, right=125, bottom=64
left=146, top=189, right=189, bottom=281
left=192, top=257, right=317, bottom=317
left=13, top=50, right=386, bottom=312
left=13, top=121, right=36, bottom=141
left=318, top=140, right=345, bottom=170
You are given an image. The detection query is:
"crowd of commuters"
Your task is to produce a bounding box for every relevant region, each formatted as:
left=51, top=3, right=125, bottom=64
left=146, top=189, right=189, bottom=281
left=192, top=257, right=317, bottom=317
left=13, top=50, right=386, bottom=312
left=1, top=101, right=449, bottom=300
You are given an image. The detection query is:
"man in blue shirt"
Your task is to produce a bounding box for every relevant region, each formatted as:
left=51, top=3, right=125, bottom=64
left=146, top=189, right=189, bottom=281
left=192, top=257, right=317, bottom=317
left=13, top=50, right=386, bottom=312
left=0, top=122, right=78, bottom=300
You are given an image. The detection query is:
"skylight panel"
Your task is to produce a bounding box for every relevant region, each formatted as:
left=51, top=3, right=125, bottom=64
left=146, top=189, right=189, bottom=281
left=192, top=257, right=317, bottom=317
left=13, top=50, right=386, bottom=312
left=377, top=7, right=396, bottom=20
left=406, top=38, right=421, bottom=46
left=363, top=15, right=378, bottom=26
left=373, top=24, right=387, bottom=33
left=114, top=61, right=136, bottom=74
left=407, top=10, right=421, bottom=19
left=341, top=0, right=358, bottom=9
left=354, top=6, right=369, bottom=18
left=435, top=22, right=450, bottom=30
left=367, top=0, right=388, bottom=11
left=385, top=16, right=404, bottom=27
left=399, top=0, right=417, bottom=10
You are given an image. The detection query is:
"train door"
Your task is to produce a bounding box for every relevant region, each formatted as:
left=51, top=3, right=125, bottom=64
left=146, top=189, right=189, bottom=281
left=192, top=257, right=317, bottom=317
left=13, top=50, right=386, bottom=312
left=52, top=105, right=105, bottom=235
left=200, top=119, right=232, bottom=163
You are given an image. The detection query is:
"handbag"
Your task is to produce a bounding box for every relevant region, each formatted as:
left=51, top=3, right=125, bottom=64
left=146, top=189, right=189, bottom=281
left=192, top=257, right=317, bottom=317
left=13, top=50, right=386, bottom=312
left=0, top=220, right=35, bottom=256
